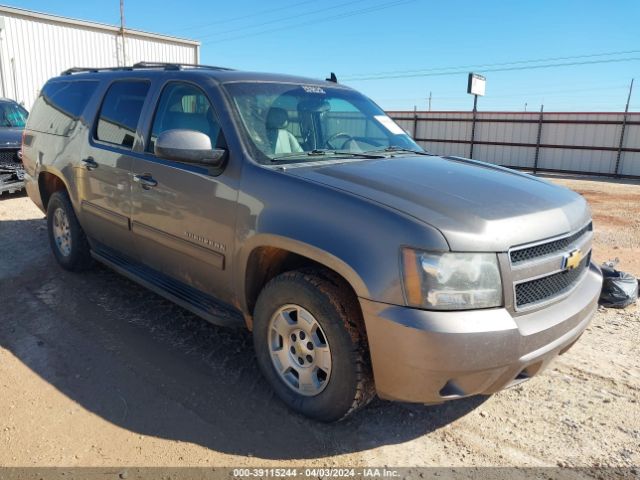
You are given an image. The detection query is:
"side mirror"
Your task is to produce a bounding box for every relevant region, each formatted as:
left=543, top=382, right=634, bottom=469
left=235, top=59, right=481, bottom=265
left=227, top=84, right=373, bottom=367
left=155, top=129, right=226, bottom=168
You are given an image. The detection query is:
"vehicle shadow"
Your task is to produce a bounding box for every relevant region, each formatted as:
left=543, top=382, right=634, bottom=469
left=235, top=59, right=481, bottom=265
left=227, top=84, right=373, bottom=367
left=0, top=217, right=487, bottom=460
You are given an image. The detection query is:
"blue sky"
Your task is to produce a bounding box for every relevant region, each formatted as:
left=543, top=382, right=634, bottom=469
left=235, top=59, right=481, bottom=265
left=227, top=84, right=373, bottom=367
left=10, top=0, right=640, bottom=111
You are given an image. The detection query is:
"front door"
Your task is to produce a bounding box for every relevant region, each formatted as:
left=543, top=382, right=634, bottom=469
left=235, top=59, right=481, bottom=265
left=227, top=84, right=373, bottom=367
left=80, top=79, right=151, bottom=257
left=130, top=81, right=238, bottom=302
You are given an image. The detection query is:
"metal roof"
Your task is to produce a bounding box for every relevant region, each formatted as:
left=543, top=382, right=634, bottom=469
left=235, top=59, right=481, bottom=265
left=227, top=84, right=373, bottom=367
left=0, top=4, right=200, bottom=46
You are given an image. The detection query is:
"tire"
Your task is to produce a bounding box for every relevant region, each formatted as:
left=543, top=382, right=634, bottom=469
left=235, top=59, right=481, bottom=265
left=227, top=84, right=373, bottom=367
left=253, top=268, right=374, bottom=422
left=46, top=190, right=93, bottom=271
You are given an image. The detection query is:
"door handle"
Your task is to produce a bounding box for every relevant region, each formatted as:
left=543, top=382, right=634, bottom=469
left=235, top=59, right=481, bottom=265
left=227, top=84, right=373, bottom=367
left=133, top=173, right=158, bottom=189
left=81, top=157, right=98, bottom=170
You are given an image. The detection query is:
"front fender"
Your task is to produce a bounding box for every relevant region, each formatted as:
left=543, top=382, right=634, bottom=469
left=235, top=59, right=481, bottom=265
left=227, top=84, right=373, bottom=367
left=233, top=164, right=449, bottom=311
left=236, top=233, right=370, bottom=303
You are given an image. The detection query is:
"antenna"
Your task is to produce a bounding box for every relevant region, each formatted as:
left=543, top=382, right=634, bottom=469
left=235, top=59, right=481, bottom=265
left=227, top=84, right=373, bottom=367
left=326, top=72, right=338, bottom=83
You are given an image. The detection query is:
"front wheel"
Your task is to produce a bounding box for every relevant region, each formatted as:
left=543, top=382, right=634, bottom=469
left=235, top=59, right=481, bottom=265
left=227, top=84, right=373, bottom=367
left=253, top=269, right=374, bottom=422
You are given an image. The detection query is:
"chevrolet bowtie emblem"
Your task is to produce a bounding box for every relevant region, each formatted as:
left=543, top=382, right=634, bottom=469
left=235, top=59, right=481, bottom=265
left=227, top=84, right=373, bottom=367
left=563, top=248, right=582, bottom=270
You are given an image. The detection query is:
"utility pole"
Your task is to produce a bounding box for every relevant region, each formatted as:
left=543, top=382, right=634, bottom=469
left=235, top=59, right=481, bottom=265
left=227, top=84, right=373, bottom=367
left=119, top=0, right=127, bottom=66
left=428, top=91, right=432, bottom=111
left=615, top=78, right=634, bottom=176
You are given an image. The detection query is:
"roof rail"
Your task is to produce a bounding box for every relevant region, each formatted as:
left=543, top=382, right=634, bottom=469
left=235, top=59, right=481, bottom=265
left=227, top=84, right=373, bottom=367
left=133, top=62, right=234, bottom=71
left=61, top=66, right=134, bottom=75
left=61, top=62, right=234, bottom=75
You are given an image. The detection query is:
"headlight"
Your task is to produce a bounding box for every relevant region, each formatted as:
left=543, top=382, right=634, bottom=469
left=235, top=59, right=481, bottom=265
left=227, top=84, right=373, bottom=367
left=401, top=249, right=503, bottom=310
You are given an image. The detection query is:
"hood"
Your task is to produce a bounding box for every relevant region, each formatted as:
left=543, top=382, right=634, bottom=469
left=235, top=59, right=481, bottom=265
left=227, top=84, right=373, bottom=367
left=0, top=127, right=23, bottom=148
left=285, top=155, right=590, bottom=252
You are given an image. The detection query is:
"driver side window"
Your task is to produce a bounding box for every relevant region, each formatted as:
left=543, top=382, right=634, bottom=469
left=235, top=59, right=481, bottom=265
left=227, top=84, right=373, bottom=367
left=148, top=82, right=225, bottom=154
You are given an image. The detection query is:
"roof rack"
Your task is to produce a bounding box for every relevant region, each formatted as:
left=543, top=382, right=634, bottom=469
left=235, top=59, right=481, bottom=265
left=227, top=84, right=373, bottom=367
left=133, top=62, right=234, bottom=71
left=61, top=62, right=234, bottom=75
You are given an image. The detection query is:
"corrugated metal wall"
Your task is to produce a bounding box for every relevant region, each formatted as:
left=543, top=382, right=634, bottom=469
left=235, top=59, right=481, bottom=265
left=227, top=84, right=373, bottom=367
left=389, top=111, right=640, bottom=178
left=0, top=6, right=199, bottom=110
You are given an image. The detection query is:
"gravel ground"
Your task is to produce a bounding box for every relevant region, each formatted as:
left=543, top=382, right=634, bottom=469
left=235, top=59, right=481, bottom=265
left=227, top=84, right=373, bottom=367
left=545, top=175, right=640, bottom=277
left=0, top=176, right=638, bottom=468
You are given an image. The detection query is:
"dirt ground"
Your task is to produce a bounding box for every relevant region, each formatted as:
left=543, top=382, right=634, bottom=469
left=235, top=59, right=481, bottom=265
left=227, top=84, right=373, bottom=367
left=0, top=176, right=638, bottom=468
left=546, top=175, right=640, bottom=278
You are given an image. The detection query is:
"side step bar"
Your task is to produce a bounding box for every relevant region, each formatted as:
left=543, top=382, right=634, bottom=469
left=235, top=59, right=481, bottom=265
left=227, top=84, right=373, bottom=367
left=92, top=246, right=245, bottom=328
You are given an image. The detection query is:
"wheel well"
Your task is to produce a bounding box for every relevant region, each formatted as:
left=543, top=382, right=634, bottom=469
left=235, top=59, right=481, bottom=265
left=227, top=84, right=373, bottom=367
left=244, top=247, right=359, bottom=317
left=38, top=172, right=67, bottom=210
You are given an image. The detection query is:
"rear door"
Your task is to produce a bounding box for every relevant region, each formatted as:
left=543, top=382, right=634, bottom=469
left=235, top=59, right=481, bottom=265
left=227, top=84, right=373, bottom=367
left=130, top=81, right=239, bottom=301
left=79, top=79, right=151, bottom=256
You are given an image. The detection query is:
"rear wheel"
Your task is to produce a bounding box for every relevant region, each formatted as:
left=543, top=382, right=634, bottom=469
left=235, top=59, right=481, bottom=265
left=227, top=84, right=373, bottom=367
left=253, top=268, right=374, bottom=422
left=47, top=190, right=93, bottom=271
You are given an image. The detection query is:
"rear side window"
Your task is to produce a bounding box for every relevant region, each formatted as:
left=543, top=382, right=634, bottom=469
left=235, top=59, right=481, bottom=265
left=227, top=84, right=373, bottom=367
left=27, top=80, right=98, bottom=136
left=96, top=81, right=150, bottom=149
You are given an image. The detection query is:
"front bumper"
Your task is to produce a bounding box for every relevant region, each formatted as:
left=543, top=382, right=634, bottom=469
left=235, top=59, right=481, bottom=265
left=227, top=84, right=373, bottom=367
left=0, top=178, right=24, bottom=195
left=0, top=154, right=25, bottom=195
left=360, top=262, right=602, bottom=403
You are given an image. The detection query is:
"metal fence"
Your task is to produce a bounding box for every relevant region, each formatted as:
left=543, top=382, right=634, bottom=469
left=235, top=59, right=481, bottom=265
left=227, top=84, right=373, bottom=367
left=388, top=110, right=640, bottom=178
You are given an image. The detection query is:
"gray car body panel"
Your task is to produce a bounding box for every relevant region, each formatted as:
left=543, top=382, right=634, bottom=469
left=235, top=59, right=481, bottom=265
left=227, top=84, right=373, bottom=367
left=233, top=162, right=450, bottom=307
left=361, top=263, right=601, bottom=402
left=283, top=154, right=591, bottom=252
left=21, top=67, right=602, bottom=404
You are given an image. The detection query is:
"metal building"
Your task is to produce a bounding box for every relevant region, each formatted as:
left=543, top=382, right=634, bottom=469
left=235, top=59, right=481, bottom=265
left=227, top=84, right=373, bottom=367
left=0, top=5, right=200, bottom=109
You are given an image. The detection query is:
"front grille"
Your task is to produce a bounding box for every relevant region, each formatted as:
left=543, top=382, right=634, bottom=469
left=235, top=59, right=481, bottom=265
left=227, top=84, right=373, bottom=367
left=0, top=149, right=20, bottom=164
left=0, top=149, right=24, bottom=183
left=515, top=254, right=590, bottom=308
left=510, top=223, right=592, bottom=264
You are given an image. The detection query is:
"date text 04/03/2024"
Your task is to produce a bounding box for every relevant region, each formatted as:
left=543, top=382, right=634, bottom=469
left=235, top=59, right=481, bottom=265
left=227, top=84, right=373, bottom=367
left=232, top=468, right=401, bottom=478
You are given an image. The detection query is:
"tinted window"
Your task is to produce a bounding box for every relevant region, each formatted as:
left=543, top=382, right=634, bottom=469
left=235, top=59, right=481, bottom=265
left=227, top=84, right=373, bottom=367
left=96, top=81, right=149, bottom=148
left=0, top=102, right=28, bottom=128
left=148, top=82, right=224, bottom=153
left=27, top=80, right=98, bottom=136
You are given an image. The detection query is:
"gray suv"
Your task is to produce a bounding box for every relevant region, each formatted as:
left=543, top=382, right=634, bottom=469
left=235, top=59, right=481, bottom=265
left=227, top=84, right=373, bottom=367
left=22, top=63, right=603, bottom=421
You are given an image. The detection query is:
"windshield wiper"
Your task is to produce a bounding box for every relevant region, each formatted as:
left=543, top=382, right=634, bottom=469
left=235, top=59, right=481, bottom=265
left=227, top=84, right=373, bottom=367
left=271, top=149, right=385, bottom=163
left=333, top=150, right=386, bottom=159
left=365, top=146, right=434, bottom=156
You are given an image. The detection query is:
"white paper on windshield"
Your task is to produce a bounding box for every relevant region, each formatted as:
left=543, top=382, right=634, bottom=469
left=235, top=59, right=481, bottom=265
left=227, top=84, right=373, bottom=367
left=374, top=115, right=405, bottom=135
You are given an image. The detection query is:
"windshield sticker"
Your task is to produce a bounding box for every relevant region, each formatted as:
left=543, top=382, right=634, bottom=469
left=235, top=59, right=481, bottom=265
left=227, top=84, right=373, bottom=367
left=302, top=85, right=326, bottom=94
left=374, top=115, right=405, bottom=135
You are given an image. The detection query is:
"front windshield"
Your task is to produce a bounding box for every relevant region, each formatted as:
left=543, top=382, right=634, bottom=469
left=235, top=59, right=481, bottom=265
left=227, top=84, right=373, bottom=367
left=0, top=102, right=28, bottom=128
left=225, top=82, right=423, bottom=163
